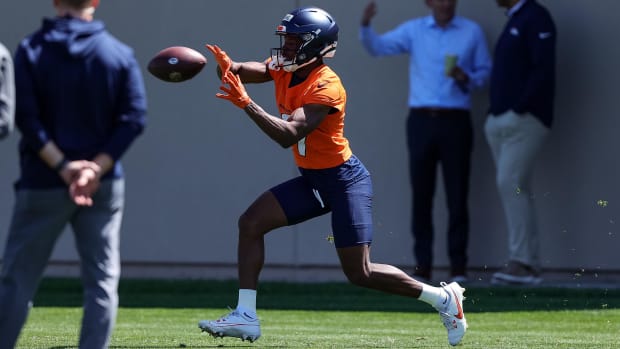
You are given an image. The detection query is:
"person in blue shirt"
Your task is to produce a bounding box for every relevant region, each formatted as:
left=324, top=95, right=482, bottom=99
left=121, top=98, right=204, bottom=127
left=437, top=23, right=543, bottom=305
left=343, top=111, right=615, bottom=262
left=0, top=0, right=147, bottom=348
left=486, top=0, right=556, bottom=285
left=0, top=41, right=14, bottom=140
left=360, top=0, right=491, bottom=283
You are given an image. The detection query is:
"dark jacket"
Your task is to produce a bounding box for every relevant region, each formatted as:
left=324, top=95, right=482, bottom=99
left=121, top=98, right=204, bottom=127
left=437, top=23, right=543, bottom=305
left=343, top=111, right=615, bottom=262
left=14, top=16, right=147, bottom=189
left=489, top=0, right=556, bottom=128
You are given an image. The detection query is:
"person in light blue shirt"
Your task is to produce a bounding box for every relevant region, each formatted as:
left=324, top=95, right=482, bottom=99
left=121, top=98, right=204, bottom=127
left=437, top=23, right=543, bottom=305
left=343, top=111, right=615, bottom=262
left=360, top=0, right=491, bottom=283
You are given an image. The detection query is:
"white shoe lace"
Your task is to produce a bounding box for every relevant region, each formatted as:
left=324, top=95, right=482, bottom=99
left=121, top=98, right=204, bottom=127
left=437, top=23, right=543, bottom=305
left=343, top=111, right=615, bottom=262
left=440, top=311, right=458, bottom=329
left=213, top=307, right=258, bottom=324
left=216, top=307, right=237, bottom=322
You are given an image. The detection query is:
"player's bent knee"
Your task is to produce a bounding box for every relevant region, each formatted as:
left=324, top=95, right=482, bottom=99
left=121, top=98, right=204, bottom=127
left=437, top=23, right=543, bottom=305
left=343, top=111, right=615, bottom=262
left=237, top=212, right=261, bottom=236
left=237, top=211, right=275, bottom=239
left=343, top=268, right=372, bottom=287
left=238, top=198, right=288, bottom=237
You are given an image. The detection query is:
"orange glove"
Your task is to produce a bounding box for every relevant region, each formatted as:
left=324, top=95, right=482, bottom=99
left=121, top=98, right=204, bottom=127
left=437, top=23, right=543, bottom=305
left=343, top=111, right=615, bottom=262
left=217, top=71, right=252, bottom=109
left=205, top=44, right=232, bottom=80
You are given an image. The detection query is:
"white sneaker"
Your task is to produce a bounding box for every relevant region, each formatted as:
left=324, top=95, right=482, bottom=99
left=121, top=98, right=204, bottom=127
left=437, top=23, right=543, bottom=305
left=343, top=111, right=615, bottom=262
left=198, top=308, right=261, bottom=342
left=438, top=281, right=467, bottom=346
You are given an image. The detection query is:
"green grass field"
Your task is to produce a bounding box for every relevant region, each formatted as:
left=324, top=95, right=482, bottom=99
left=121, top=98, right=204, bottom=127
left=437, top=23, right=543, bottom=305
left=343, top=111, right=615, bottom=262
left=14, top=278, right=620, bottom=348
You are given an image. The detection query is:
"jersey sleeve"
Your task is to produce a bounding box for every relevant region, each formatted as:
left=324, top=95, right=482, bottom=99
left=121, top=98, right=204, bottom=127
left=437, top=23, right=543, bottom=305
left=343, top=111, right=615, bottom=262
left=303, top=76, right=345, bottom=112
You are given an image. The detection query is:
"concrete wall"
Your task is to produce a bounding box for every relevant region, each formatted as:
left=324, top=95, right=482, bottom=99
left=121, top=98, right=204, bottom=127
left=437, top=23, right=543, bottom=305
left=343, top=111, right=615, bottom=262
left=0, top=1, right=618, bottom=280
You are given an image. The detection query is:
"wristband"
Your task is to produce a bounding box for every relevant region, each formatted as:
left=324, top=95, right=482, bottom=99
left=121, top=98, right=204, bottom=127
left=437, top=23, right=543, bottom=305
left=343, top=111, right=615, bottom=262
left=54, top=158, right=69, bottom=172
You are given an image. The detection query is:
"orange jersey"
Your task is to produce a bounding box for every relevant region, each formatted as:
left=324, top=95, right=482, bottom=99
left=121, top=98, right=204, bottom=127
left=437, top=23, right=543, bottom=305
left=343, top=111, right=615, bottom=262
left=269, top=63, right=352, bottom=169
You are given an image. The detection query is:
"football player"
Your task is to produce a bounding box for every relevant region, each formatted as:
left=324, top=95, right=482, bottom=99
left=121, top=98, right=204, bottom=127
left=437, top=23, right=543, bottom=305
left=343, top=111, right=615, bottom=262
left=200, top=7, right=467, bottom=347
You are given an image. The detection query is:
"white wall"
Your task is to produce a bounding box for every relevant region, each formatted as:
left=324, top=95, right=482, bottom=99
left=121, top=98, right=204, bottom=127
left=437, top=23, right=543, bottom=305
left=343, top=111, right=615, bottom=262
left=0, top=1, right=618, bottom=280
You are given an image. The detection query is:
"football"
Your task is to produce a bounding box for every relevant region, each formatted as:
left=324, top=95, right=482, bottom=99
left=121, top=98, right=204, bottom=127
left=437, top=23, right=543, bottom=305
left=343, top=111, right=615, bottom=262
left=147, top=46, right=207, bottom=83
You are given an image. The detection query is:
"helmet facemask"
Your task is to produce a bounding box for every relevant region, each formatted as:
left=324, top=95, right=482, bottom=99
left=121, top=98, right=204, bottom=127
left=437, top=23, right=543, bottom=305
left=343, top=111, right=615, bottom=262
left=271, top=26, right=337, bottom=72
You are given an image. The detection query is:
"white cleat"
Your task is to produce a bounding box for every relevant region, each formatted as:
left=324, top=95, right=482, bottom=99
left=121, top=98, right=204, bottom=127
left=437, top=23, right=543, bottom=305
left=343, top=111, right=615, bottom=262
left=439, top=281, right=468, bottom=346
left=198, top=308, right=261, bottom=343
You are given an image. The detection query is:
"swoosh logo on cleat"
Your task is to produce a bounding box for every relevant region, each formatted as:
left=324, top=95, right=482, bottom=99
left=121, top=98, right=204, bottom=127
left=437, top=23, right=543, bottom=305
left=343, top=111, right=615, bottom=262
left=451, top=289, right=464, bottom=320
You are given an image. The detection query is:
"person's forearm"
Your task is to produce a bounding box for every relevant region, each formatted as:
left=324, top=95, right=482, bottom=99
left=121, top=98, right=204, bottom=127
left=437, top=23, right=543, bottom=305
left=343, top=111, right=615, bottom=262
left=244, top=101, right=299, bottom=148
left=92, top=152, right=114, bottom=176
left=38, top=141, right=66, bottom=170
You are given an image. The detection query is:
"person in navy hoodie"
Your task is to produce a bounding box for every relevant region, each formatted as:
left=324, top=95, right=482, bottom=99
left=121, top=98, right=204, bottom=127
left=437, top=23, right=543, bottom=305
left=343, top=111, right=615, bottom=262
left=485, top=0, right=556, bottom=285
left=0, top=0, right=147, bottom=348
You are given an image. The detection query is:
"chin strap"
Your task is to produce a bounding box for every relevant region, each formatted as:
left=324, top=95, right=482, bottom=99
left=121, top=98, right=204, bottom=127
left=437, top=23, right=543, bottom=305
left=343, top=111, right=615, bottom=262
left=269, top=54, right=318, bottom=72
left=283, top=57, right=318, bottom=72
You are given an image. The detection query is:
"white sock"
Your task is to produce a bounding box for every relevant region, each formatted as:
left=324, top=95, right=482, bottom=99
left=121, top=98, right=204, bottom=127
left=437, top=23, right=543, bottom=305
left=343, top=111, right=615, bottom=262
left=418, top=284, right=449, bottom=310
left=237, top=289, right=257, bottom=314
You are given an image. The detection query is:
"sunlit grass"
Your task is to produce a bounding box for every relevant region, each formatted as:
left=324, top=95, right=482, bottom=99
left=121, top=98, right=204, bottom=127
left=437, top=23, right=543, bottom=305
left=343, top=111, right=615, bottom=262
left=13, top=278, right=620, bottom=348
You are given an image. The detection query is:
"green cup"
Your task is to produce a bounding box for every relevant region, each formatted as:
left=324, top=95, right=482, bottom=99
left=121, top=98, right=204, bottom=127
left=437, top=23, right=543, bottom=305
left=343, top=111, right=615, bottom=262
left=444, top=54, right=458, bottom=76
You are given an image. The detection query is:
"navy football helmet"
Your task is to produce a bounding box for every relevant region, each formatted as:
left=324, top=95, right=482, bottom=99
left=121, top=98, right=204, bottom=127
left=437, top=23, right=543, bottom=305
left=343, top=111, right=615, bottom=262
left=271, top=7, right=339, bottom=72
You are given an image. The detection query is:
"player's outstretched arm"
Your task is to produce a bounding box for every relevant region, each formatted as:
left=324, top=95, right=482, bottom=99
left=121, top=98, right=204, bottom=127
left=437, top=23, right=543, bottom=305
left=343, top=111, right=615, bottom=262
left=235, top=61, right=272, bottom=83
left=216, top=71, right=329, bottom=148
left=206, top=44, right=271, bottom=84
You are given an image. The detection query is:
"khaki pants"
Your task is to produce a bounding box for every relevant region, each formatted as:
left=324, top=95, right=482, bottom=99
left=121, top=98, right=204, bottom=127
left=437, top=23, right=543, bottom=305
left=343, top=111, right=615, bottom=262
left=484, top=110, right=548, bottom=268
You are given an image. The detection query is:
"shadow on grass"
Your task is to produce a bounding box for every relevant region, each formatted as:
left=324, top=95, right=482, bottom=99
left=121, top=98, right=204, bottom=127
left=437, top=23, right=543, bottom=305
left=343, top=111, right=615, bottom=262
left=34, top=278, right=620, bottom=313
left=49, top=345, right=273, bottom=349
left=48, top=344, right=266, bottom=349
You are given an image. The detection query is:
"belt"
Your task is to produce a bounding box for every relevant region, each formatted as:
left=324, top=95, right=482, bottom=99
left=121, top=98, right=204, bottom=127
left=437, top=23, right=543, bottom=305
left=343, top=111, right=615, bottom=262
left=411, top=107, right=469, bottom=117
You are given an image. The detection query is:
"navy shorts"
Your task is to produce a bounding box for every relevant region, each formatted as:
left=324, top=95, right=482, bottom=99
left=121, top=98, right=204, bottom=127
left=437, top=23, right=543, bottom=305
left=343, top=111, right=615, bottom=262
left=270, top=155, right=373, bottom=248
